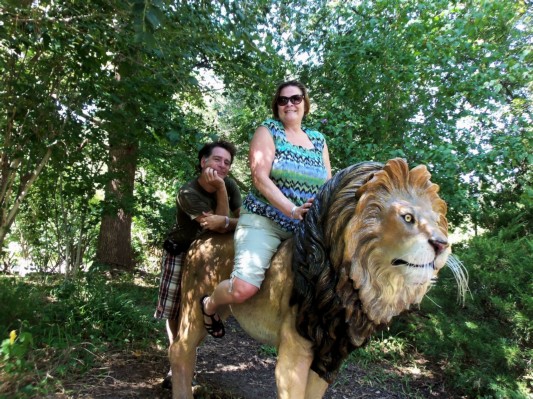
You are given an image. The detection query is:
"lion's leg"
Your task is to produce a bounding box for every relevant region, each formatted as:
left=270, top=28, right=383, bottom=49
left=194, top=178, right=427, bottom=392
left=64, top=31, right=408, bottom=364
left=305, top=370, right=329, bottom=399
left=168, top=234, right=234, bottom=398
left=170, top=299, right=207, bottom=399
left=169, top=339, right=197, bottom=399
left=275, top=313, right=315, bottom=399
left=167, top=319, right=179, bottom=344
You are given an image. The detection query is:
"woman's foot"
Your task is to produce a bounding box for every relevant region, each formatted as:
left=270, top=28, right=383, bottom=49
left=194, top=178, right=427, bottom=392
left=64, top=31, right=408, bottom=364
left=161, top=369, right=198, bottom=390
left=200, top=295, right=225, bottom=338
left=161, top=370, right=172, bottom=390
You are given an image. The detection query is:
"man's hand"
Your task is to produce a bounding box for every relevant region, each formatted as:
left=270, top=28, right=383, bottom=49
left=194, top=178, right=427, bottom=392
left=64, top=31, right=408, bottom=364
left=199, top=211, right=225, bottom=231
left=201, top=167, right=225, bottom=191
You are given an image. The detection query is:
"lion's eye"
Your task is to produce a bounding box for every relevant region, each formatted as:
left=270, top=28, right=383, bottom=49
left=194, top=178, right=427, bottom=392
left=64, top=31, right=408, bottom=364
left=403, top=214, right=414, bottom=223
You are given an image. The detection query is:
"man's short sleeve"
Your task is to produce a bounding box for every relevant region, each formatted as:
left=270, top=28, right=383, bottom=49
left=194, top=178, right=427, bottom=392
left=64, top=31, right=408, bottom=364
left=225, top=178, right=242, bottom=212
left=177, top=186, right=212, bottom=220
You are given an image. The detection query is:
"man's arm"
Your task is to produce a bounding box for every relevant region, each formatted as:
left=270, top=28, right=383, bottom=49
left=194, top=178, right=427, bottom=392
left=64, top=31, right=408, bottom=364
left=197, top=207, right=240, bottom=233
left=200, top=166, right=230, bottom=217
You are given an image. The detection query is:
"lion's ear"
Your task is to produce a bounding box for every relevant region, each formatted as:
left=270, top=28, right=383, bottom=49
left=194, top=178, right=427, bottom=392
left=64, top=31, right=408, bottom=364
left=354, top=171, right=377, bottom=200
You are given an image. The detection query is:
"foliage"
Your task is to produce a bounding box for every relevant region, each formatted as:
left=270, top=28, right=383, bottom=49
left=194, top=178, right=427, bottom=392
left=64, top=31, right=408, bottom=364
left=2, top=222, right=532, bottom=398
left=2, top=0, right=531, bottom=269
left=1, top=229, right=530, bottom=398
left=11, top=153, right=104, bottom=275
left=0, top=1, right=531, bottom=394
left=1, top=329, right=34, bottom=374
left=0, top=0, right=119, bottom=249
left=1, top=0, right=292, bottom=268
left=0, top=327, right=41, bottom=398
left=291, top=0, right=532, bottom=230
left=0, top=273, right=165, bottom=398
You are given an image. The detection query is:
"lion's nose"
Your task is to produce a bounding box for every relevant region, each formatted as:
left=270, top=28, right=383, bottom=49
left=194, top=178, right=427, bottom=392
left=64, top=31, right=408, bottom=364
left=429, top=237, right=448, bottom=256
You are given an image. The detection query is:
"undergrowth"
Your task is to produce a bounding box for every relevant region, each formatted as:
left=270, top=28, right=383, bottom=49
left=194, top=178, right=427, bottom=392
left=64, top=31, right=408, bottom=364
left=0, top=271, right=166, bottom=398
left=1, top=227, right=531, bottom=399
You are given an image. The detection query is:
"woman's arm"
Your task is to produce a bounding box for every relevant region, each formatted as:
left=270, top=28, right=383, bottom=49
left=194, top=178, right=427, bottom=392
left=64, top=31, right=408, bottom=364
left=249, top=126, right=297, bottom=218
left=322, top=142, right=332, bottom=180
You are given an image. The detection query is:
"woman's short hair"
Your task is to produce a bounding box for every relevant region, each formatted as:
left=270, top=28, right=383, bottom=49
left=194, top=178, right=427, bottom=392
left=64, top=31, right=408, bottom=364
left=271, top=80, right=311, bottom=119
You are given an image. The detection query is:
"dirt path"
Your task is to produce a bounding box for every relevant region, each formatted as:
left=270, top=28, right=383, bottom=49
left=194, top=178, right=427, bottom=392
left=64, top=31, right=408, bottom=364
left=60, top=318, right=453, bottom=399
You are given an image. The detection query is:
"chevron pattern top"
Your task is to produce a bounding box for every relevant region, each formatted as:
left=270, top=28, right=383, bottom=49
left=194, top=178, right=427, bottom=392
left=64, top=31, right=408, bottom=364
left=243, top=118, right=329, bottom=232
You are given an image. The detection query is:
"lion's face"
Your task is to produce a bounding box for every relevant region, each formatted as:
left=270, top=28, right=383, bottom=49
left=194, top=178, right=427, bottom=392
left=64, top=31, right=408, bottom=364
left=380, top=196, right=450, bottom=285
left=337, top=160, right=451, bottom=325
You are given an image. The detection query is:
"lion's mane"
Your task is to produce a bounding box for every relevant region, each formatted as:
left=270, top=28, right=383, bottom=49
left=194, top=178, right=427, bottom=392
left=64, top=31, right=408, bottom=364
left=290, top=158, right=448, bottom=383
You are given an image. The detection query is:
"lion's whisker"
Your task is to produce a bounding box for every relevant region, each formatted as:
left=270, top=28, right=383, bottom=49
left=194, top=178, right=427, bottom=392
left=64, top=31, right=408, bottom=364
left=424, top=293, right=442, bottom=308
left=445, top=254, right=470, bottom=306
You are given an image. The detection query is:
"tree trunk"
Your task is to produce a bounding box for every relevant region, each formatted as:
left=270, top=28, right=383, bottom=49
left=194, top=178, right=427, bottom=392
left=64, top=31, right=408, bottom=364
left=95, top=141, right=138, bottom=272
left=71, top=209, right=86, bottom=278
left=0, top=147, right=53, bottom=250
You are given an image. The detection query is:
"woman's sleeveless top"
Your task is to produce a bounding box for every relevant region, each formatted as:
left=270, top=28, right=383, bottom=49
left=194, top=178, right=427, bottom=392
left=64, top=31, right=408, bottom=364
left=243, top=118, right=328, bottom=232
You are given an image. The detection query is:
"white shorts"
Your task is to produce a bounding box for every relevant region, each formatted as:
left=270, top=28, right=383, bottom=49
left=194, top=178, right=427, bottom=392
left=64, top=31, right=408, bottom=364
left=231, top=212, right=292, bottom=288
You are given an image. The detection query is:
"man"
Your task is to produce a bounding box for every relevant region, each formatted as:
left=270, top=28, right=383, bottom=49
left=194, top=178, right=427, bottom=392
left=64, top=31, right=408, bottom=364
left=154, top=140, right=241, bottom=388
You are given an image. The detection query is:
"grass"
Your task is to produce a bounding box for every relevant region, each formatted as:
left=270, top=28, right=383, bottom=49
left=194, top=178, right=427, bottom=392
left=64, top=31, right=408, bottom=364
left=1, top=227, right=531, bottom=398
left=0, top=272, right=167, bottom=398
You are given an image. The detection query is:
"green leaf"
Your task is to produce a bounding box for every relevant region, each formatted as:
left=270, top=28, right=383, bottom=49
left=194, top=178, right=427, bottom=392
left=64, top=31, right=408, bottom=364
left=146, top=7, right=163, bottom=30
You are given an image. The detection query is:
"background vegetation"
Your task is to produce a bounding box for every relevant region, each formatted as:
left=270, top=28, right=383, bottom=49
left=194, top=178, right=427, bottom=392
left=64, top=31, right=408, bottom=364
left=0, top=0, right=531, bottom=398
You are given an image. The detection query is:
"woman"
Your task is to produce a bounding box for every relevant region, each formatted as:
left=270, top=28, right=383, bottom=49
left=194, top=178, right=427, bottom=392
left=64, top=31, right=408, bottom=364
left=200, top=80, right=331, bottom=338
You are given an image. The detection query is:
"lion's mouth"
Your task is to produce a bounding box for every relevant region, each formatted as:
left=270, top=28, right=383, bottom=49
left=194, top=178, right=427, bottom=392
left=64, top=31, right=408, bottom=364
left=392, top=258, right=436, bottom=270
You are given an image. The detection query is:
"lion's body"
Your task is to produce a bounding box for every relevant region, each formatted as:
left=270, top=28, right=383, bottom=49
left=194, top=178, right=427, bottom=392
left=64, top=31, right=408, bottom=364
left=171, top=234, right=325, bottom=399
left=181, top=234, right=295, bottom=347
left=170, top=159, right=467, bottom=399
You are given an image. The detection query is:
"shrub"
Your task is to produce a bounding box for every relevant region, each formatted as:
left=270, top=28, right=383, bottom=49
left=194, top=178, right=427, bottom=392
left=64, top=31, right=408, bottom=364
left=0, top=273, right=165, bottom=398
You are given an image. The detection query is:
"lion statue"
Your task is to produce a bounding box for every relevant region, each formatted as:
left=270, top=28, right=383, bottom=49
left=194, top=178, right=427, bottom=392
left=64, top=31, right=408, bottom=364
left=170, top=158, right=468, bottom=399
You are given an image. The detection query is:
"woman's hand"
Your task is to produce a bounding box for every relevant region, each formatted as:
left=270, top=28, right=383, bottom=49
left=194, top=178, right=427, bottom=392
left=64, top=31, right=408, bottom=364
left=291, top=198, right=314, bottom=220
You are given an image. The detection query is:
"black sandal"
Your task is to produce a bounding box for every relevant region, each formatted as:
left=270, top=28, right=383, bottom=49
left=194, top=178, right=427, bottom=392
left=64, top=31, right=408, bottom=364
left=161, top=370, right=172, bottom=390
left=200, top=295, right=225, bottom=338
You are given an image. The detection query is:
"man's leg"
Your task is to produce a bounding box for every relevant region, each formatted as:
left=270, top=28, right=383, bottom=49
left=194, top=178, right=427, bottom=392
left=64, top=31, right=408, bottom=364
left=167, top=318, right=179, bottom=345
left=154, top=252, right=184, bottom=389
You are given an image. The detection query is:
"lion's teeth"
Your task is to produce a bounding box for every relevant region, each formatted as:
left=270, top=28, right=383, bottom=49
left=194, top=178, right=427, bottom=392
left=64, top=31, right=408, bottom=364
left=392, top=259, right=436, bottom=269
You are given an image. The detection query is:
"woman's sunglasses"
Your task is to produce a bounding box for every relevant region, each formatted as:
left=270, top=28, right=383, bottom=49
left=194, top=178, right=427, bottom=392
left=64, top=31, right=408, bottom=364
left=277, top=94, right=304, bottom=106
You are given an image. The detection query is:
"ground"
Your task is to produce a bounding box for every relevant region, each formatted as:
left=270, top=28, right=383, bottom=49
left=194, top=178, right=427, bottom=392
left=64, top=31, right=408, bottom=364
left=59, top=318, right=456, bottom=399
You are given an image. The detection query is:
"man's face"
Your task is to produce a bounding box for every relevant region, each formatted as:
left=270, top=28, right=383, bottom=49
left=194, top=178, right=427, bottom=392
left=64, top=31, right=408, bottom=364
left=201, top=147, right=232, bottom=178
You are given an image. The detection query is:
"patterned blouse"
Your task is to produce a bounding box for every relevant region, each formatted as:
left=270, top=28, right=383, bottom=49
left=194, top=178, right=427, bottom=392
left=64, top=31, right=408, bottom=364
left=243, top=118, right=329, bottom=232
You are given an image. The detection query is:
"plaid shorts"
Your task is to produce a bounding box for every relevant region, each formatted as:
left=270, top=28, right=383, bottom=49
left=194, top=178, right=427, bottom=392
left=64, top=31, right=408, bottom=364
left=154, top=251, right=185, bottom=320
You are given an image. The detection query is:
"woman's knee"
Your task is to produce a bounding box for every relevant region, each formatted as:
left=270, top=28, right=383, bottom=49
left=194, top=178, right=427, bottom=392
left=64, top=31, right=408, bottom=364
left=231, top=278, right=259, bottom=303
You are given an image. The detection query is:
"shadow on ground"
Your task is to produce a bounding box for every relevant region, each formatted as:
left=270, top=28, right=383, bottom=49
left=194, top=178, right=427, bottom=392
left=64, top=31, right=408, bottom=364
left=58, top=318, right=453, bottom=399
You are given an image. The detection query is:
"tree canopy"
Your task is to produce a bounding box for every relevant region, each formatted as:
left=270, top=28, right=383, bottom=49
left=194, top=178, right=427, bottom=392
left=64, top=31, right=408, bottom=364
left=0, top=0, right=530, bottom=272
